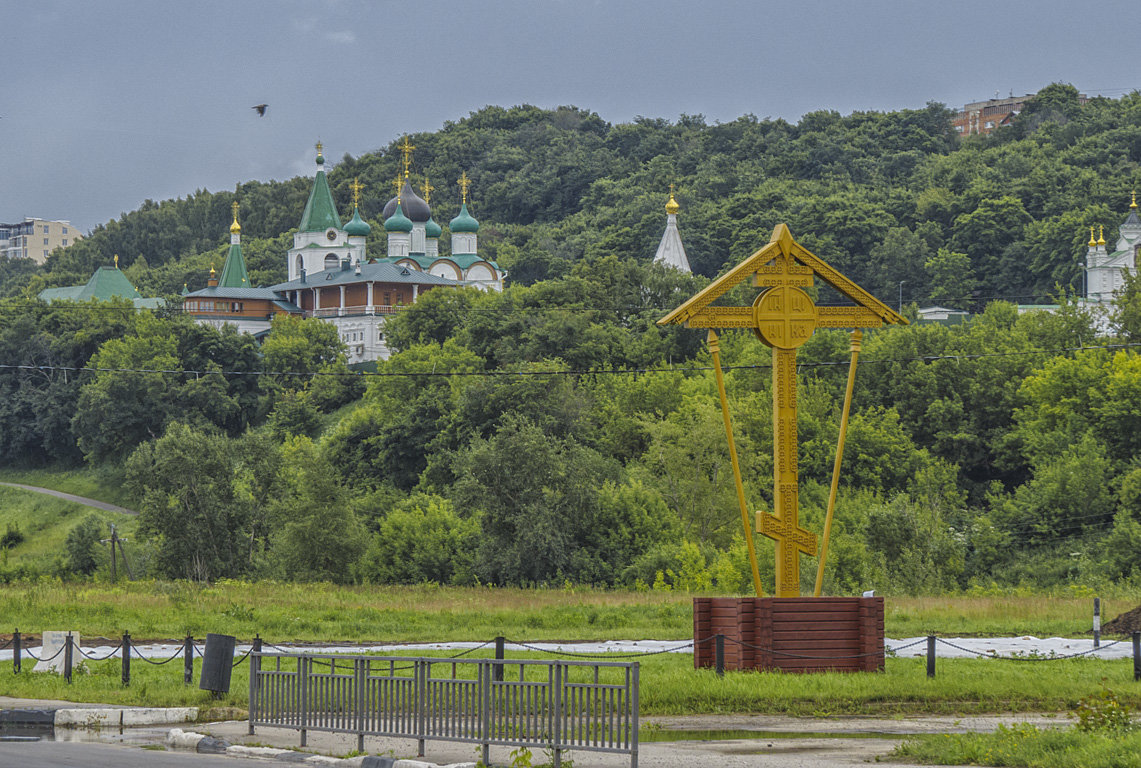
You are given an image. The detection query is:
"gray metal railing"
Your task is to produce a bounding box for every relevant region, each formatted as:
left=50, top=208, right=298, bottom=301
left=249, top=652, right=639, bottom=768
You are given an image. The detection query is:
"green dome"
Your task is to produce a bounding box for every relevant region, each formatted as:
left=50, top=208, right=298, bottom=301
left=425, top=217, right=442, bottom=238
left=345, top=207, right=371, bottom=236
left=384, top=203, right=413, bottom=233
left=449, top=203, right=479, bottom=233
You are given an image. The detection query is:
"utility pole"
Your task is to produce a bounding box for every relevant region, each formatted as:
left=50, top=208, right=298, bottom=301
left=898, top=280, right=906, bottom=313
left=99, top=524, right=134, bottom=582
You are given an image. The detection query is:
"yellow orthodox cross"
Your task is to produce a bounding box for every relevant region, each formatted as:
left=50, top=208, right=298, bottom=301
left=392, top=174, right=404, bottom=204
left=231, top=200, right=240, bottom=224
left=398, top=136, right=415, bottom=178
left=350, top=178, right=364, bottom=208
left=316, top=141, right=323, bottom=158
left=660, top=224, right=907, bottom=597
left=421, top=176, right=434, bottom=205
left=458, top=171, right=471, bottom=204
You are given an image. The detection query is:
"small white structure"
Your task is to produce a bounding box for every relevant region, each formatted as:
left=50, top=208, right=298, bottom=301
left=652, top=188, right=691, bottom=273
left=33, top=631, right=81, bottom=674
left=1086, top=197, right=1141, bottom=304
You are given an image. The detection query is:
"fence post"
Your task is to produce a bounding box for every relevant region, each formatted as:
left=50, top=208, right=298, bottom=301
left=1133, top=632, right=1140, bottom=682
left=300, top=656, right=309, bottom=748
left=12, top=629, right=20, bottom=674
left=248, top=636, right=262, bottom=736
left=552, top=662, right=563, bottom=768
left=416, top=660, right=426, bottom=757
left=1093, top=597, right=1101, bottom=649
left=64, top=632, right=73, bottom=684
left=926, top=636, right=936, bottom=679
left=122, top=631, right=131, bottom=687
left=494, top=636, right=505, bottom=682
left=715, top=634, right=725, bottom=677
left=480, top=660, right=491, bottom=767
left=631, top=663, right=640, bottom=768
left=183, top=634, right=193, bottom=685
left=355, top=658, right=366, bottom=755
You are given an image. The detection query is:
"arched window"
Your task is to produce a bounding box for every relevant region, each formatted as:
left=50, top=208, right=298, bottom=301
left=295, top=254, right=303, bottom=276
left=324, top=253, right=339, bottom=270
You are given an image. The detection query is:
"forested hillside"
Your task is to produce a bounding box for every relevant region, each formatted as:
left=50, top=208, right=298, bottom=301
left=3, top=83, right=1141, bottom=594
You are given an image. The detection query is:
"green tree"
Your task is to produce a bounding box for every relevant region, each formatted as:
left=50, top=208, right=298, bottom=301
left=126, top=422, right=248, bottom=581
left=65, top=516, right=106, bottom=576
left=355, top=494, right=478, bottom=584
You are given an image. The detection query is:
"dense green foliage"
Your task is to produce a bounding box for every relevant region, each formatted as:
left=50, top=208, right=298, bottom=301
left=5, top=86, right=1141, bottom=592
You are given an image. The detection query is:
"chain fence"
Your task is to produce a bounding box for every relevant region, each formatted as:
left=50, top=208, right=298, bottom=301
left=2, top=628, right=1138, bottom=686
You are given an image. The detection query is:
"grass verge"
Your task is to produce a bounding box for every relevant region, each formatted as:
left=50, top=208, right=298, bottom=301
left=3, top=650, right=1140, bottom=718
left=891, top=723, right=1141, bottom=767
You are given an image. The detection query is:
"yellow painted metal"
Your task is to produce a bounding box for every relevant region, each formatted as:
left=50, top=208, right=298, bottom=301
left=814, top=330, right=862, bottom=597
left=658, top=224, right=907, bottom=597
left=707, top=330, right=764, bottom=597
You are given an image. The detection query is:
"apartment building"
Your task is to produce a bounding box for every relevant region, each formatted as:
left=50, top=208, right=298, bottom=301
left=0, top=217, right=82, bottom=264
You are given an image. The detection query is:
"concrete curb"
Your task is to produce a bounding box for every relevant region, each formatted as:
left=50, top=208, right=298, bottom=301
left=2, top=706, right=197, bottom=728
left=165, top=729, right=477, bottom=768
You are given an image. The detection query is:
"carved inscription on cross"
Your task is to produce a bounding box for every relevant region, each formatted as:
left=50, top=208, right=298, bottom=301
left=659, top=223, right=907, bottom=597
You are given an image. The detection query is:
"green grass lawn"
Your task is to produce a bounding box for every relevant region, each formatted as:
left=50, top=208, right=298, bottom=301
left=892, top=724, right=1141, bottom=767
left=3, top=647, right=1138, bottom=719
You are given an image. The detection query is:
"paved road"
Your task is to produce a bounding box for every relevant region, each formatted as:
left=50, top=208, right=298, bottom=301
left=0, top=741, right=297, bottom=767
left=0, top=483, right=136, bottom=515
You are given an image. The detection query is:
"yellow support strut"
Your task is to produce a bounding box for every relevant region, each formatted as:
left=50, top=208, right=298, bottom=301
left=707, top=330, right=764, bottom=597
left=813, top=330, right=862, bottom=597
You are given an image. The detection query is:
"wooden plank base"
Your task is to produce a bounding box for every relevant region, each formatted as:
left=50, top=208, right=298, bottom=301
left=694, top=597, right=884, bottom=673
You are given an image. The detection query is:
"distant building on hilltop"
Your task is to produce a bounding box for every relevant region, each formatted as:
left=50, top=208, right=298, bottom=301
left=1086, top=194, right=1141, bottom=305
left=951, top=92, right=1088, bottom=136
left=184, top=141, right=507, bottom=362
left=652, top=186, right=691, bottom=273
left=1, top=217, right=82, bottom=264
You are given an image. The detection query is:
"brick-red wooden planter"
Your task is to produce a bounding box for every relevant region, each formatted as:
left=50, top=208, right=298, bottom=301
left=693, top=597, right=884, bottom=673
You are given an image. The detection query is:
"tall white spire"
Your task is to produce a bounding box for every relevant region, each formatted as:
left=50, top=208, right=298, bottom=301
left=653, top=186, right=691, bottom=273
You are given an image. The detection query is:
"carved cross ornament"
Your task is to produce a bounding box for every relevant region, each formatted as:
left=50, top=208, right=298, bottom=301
left=659, top=224, right=907, bottom=596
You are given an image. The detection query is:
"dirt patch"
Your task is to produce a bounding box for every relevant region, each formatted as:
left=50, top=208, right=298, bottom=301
left=1103, top=604, right=1141, bottom=635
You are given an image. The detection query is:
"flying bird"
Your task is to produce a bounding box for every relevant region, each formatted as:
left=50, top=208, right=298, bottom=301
left=252, top=104, right=268, bottom=117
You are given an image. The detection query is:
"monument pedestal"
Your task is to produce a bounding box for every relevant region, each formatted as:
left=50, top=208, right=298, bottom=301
left=693, top=597, right=884, bottom=673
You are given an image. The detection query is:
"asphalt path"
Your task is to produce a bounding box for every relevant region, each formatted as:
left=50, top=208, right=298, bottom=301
left=0, top=483, right=136, bottom=516
left=0, top=741, right=298, bottom=767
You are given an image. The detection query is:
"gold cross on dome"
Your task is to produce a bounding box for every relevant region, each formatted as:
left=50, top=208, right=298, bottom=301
left=315, top=141, right=323, bottom=158
left=458, top=171, right=471, bottom=204
left=420, top=176, right=434, bottom=205
left=231, top=200, right=240, bottom=220
left=398, top=136, right=415, bottom=178
left=391, top=175, right=403, bottom=204
left=350, top=178, right=364, bottom=208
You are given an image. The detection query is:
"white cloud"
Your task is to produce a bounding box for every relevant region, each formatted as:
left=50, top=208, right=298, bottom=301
left=323, top=30, right=356, bottom=44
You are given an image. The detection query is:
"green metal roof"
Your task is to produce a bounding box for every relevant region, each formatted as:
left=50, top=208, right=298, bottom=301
left=38, top=266, right=163, bottom=309
left=298, top=169, right=343, bottom=233
left=218, top=243, right=250, bottom=288
left=449, top=202, right=479, bottom=233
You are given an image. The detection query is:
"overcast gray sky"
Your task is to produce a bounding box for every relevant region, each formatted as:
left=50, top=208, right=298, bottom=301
left=3, top=0, right=1137, bottom=234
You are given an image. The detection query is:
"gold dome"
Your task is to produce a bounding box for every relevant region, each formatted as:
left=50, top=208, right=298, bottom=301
left=666, top=191, right=680, bottom=215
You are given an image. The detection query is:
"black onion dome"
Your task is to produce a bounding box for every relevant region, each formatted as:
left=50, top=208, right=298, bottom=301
left=382, top=180, right=431, bottom=223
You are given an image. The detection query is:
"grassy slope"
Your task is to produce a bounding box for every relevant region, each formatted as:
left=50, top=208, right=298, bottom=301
left=0, top=485, right=138, bottom=573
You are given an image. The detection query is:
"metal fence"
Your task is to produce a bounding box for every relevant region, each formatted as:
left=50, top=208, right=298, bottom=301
left=248, top=651, right=639, bottom=768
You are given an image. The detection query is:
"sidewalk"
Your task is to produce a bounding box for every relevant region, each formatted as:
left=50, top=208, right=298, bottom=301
left=1, top=696, right=1069, bottom=768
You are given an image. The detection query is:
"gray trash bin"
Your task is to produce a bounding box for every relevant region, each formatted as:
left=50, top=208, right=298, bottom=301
left=199, top=633, right=237, bottom=694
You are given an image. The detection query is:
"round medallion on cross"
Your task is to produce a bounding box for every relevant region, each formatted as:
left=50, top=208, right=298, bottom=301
left=752, top=286, right=817, bottom=349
